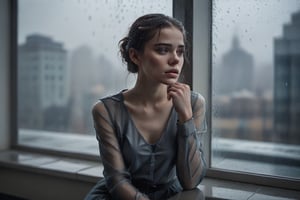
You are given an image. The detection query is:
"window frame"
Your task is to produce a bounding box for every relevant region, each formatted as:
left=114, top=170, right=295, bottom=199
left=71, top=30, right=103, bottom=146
left=10, top=0, right=18, bottom=149
left=10, top=0, right=300, bottom=191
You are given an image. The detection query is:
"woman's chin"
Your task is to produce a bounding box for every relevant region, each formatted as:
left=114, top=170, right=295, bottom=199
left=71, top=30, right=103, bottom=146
left=162, top=79, right=178, bottom=86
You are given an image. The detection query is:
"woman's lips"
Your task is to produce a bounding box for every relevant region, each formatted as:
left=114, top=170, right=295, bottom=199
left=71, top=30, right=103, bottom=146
left=165, top=69, right=179, bottom=78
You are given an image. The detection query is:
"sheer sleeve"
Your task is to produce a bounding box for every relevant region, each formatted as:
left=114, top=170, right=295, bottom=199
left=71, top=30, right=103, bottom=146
left=176, top=93, right=207, bottom=189
left=92, top=101, right=149, bottom=200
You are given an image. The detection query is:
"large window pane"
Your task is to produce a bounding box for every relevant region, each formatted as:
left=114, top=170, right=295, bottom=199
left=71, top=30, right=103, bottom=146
left=18, top=0, right=172, bottom=154
left=212, top=0, right=300, bottom=179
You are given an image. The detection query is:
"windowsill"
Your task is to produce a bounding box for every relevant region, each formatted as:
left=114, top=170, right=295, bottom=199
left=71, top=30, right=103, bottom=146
left=0, top=150, right=103, bottom=183
left=19, top=129, right=99, bottom=157
left=0, top=150, right=299, bottom=200
left=18, top=129, right=300, bottom=179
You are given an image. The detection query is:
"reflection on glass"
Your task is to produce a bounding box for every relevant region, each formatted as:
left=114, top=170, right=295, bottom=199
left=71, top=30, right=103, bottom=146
left=212, top=0, right=300, bottom=179
left=18, top=0, right=172, bottom=140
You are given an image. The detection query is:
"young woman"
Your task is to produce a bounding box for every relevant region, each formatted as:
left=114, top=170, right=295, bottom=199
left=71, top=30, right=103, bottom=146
left=85, top=13, right=207, bottom=200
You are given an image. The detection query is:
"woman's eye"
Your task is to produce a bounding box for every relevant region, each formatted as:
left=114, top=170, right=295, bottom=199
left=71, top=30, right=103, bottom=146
left=176, top=48, right=185, bottom=57
left=156, top=47, right=169, bottom=54
left=155, top=46, right=185, bottom=56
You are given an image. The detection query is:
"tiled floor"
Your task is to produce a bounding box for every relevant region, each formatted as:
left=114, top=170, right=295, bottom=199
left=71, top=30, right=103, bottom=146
left=0, top=150, right=299, bottom=200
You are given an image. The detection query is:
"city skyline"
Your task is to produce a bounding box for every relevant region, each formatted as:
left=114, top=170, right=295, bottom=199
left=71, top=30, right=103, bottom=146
left=17, top=1, right=300, bottom=139
left=18, top=0, right=172, bottom=67
left=18, top=0, right=300, bottom=68
left=213, top=0, right=300, bottom=67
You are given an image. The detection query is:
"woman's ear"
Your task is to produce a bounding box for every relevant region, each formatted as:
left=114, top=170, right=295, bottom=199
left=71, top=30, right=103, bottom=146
left=129, top=48, right=140, bottom=66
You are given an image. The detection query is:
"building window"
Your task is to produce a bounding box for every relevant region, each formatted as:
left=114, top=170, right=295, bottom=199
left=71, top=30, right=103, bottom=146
left=211, top=0, right=300, bottom=180
left=17, top=0, right=173, bottom=155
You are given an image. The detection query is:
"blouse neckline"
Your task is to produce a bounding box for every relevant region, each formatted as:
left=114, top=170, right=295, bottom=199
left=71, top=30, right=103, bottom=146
left=118, top=90, right=175, bottom=146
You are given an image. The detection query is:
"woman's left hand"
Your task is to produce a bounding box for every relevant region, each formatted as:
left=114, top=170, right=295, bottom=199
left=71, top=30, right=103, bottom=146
left=167, top=82, right=192, bottom=123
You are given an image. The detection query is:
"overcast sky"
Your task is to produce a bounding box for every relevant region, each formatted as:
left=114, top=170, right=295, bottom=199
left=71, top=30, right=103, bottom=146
left=18, top=0, right=172, bottom=66
left=213, top=0, right=300, bottom=67
left=19, top=0, right=300, bottom=67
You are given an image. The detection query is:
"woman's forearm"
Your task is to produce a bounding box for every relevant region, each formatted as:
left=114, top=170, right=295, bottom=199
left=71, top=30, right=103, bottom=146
left=176, top=118, right=206, bottom=189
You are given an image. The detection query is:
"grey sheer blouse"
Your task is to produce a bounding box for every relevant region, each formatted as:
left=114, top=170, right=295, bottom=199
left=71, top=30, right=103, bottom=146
left=91, top=91, right=207, bottom=200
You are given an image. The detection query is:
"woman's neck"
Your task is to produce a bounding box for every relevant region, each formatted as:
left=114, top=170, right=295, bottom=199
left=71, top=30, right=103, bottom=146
left=124, top=82, right=169, bottom=107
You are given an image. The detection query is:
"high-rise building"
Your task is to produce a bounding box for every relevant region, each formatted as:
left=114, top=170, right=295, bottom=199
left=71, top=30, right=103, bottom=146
left=68, top=45, right=95, bottom=133
left=274, top=11, right=300, bottom=144
left=18, top=34, right=69, bottom=129
left=217, top=35, right=254, bottom=95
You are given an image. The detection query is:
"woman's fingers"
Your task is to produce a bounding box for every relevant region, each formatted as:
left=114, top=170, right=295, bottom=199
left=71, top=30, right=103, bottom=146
left=167, top=83, right=192, bottom=122
left=167, top=83, right=190, bottom=99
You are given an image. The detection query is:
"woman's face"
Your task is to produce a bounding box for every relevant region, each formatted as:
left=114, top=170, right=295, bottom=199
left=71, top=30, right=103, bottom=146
left=136, top=26, right=185, bottom=86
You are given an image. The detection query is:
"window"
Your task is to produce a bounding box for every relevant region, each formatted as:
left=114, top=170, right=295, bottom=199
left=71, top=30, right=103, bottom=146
left=210, top=0, right=300, bottom=186
left=13, top=0, right=300, bottom=190
left=17, top=0, right=172, bottom=156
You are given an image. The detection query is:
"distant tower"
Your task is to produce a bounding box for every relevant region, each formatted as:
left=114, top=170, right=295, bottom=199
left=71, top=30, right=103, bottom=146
left=218, top=35, right=254, bottom=95
left=70, top=46, right=95, bottom=99
left=18, top=34, right=68, bottom=129
left=274, top=11, right=300, bottom=144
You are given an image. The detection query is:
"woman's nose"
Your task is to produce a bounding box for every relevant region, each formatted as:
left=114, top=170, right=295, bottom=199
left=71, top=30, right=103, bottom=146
left=168, top=51, right=180, bottom=66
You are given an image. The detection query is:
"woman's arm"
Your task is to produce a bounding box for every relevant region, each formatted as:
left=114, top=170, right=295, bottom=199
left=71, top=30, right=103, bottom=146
left=92, top=101, right=149, bottom=200
left=168, top=83, right=206, bottom=189
left=175, top=94, right=206, bottom=189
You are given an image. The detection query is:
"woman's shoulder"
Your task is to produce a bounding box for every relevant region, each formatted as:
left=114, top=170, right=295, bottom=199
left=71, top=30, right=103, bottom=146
left=95, top=90, right=124, bottom=106
left=92, top=91, right=125, bottom=115
left=190, top=91, right=206, bottom=115
left=191, top=91, right=205, bottom=105
left=100, top=90, right=124, bottom=102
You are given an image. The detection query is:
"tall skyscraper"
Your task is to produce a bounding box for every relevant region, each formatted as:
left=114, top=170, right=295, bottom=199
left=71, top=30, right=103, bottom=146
left=217, top=35, right=254, bottom=95
left=18, top=34, right=69, bottom=129
left=68, top=45, right=95, bottom=133
left=274, top=11, right=300, bottom=144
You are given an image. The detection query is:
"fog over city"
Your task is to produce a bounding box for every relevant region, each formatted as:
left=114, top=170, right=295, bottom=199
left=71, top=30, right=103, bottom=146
left=213, top=0, right=300, bottom=66
left=18, top=0, right=172, bottom=67
left=19, top=0, right=300, bottom=68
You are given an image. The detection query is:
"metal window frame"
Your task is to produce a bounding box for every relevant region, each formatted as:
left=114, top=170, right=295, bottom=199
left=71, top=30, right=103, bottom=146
left=10, top=0, right=18, bottom=149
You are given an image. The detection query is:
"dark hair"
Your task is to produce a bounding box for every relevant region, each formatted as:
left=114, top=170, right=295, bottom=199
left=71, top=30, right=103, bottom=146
left=119, top=13, right=189, bottom=73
